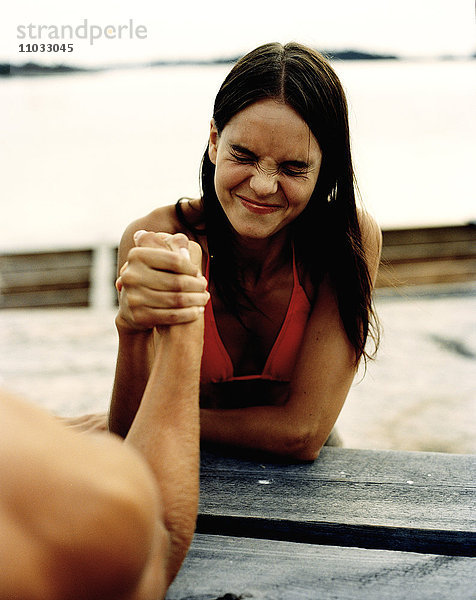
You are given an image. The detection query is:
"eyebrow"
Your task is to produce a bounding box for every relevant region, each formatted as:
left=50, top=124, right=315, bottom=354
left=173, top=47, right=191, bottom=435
left=230, top=144, right=312, bottom=170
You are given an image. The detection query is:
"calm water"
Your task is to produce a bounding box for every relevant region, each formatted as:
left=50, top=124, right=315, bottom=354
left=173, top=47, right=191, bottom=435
left=1, top=59, right=475, bottom=252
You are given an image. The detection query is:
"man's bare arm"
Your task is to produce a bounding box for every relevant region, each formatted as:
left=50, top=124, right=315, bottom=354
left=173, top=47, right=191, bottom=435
left=124, top=232, right=205, bottom=592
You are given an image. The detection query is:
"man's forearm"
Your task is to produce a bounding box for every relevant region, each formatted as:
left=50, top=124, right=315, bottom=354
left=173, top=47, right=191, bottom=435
left=125, top=318, right=204, bottom=586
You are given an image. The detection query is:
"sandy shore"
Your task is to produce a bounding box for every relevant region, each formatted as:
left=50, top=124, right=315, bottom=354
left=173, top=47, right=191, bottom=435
left=1, top=284, right=475, bottom=454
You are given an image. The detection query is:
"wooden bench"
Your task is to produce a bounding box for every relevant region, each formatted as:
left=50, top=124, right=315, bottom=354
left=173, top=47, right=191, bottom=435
left=167, top=447, right=476, bottom=599
left=0, top=249, right=93, bottom=308
left=376, top=223, right=476, bottom=288
left=0, top=247, right=116, bottom=309
left=1, top=224, right=475, bottom=308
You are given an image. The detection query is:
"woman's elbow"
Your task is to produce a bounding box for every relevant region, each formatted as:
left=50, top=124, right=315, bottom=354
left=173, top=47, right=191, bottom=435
left=282, top=428, right=323, bottom=462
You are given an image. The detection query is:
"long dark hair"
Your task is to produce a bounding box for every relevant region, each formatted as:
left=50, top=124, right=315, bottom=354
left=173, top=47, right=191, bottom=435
left=178, top=42, right=379, bottom=364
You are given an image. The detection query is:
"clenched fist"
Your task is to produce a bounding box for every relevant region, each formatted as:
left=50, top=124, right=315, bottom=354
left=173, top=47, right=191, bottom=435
left=115, top=231, right=209, bottom=332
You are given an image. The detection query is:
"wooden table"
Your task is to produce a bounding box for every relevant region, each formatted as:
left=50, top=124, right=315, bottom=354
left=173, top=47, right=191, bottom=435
left=167, top=447, right=476, bottom=599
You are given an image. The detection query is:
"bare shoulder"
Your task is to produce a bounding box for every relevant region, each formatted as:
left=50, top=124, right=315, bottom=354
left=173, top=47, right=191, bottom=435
left=0, top=391, right=160, bottom=600
left=357, top=208, right=382, bottom=283
left=121, top=200, right=203, bottom=245
left=118, top=199, right=204, bottom=264
left=358, top=207, right=382, bottom=249
left=122, top=204, right=184, bottom=243
left=0, top=390, right=156, bottom=504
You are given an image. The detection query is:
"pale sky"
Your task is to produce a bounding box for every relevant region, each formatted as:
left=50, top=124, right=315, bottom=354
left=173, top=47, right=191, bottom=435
left=2, top=0, right=475, bottom=66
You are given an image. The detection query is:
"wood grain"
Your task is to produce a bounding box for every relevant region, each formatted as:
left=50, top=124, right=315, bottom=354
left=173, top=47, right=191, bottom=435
left=0, top=249, right=92, bottom=308
left=377, top=224, right=476, bottom=287
left=167, top=534, right=476, bottom=600
left=198, top=448, right=476, bottom=556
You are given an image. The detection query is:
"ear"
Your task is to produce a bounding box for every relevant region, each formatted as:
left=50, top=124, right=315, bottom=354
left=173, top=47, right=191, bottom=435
left=208, top=119, right=219, bottom=165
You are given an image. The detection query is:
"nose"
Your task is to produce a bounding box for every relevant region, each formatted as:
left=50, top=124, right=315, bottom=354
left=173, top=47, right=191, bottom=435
left=249, top=169, right=278, bottom=197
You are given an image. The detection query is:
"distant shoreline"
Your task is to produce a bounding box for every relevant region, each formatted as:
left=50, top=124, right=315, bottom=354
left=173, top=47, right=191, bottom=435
left=1, top=50, right=401, bottom=77
left=2, top=49, right=474, bottom=78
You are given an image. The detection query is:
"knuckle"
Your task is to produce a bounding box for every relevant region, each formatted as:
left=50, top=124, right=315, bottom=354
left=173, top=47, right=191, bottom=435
left=126, top=292, right=141, bottom=308
left=120, top=270, right=137, bottom=287
left=201, top=291, right=210, bottom=305
left=135, top=230, right=161, bottom=247
left=129, top=304, right=143, bottom=319
left=189, top=240, right=203, bottom=267
left=127, top=247, right=143, bottom=263
left=166, top=311, right=180, bottom=324
left=131, top=307, right=153, bottom=328
left=173, top=292, right=186, bottom=308
left=173, top=276, right=186, bottom=292
left=172, top=232, right=189, bottom=245
left=150, top=232, right=169, bottom=248
left=168, top=252, right=182, bottom=271
left=189, top=240, right=201, bottom=254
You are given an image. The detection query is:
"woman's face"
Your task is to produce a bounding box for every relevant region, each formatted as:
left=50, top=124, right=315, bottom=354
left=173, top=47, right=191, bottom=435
left=208, top=99, right=322, bottom=241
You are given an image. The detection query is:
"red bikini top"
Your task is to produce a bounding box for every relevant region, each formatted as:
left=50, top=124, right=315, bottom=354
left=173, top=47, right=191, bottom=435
left=200, top=251, right=312, bottom=383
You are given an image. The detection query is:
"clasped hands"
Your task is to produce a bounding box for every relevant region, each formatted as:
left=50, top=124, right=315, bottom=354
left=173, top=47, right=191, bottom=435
left=116, top=231, right=210, bottom=332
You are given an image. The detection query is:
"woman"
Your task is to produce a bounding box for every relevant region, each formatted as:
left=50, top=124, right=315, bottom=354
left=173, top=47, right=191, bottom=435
left=110, top=42, right=381, bottom=461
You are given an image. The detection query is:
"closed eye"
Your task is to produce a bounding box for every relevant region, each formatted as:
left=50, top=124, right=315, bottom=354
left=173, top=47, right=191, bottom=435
left=229, top=144, right=311, bottom=177
left=281, top=165, right=310, bottom=177
left=229, top=146, right=256, bottom=164
left=231, top=152, right=254, bottom=164
left=281, top=166, right=310, bottom=178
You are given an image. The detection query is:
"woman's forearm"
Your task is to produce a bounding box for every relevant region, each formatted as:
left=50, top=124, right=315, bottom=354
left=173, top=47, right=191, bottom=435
left=200, top=404, right=322, bottom=461
left=109, top=327, right=154, bottom=438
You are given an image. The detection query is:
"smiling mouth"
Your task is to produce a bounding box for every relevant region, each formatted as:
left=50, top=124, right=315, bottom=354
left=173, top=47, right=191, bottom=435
left=238, top=196, right=281, bottom=214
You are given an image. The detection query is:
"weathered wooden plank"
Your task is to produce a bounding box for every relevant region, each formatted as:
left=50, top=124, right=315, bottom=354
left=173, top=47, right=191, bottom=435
left=167, top=534, right=476, bottom=600
left=198, top=448, right=476, bottom=556
left=0, top=250, right=93, bottom=272
left=382, top=240, right=476, bottom=262
left=0, top=250, right=93, bottom=308
left=382, top=225, right=476, bottom=246
left=377, top=258, right=476, bottom=287
left=1, top=266, right=91, bottom=289
left=0, top=287, right=89, bottom=308
left=201, top=447, right=475, bottom=493
left=376, top=224, right=476, bottom=287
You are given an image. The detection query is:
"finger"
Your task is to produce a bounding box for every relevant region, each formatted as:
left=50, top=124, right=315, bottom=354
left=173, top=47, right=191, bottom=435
left=134, top=231, right=189, bottom=256
left=133, top=230, right=169, bottom=249
left=129, top=288, right=210, bottom=309
left=127, top=247, right=201, bottom=278
left=122, top=267, right=207, bottom=294
left=189, top=241, right=204, bottom=273
left=133, top=231, right=204, bottom=275
left=162, top=235, right=203, bottom=274
left=116, top=260, right=129, bottom=292
left=153, top=305, right=205, bottom=325
left=129, top=305, right=206, bottom=328
left=119, top=261, right=129, bottom=276
left=164, top=233, right=192, bottom=261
